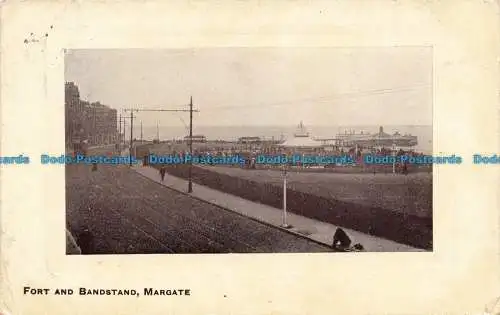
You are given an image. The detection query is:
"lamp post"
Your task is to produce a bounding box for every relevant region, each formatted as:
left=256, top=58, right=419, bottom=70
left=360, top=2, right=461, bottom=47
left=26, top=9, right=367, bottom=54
left=281, top=164, right=292, bottom=229
left=392, top=143, right=397, bottom=174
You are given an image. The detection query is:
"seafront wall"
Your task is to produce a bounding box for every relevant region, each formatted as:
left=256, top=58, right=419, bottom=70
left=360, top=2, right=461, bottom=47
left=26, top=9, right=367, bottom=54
left=151, top=164, right=432, bottom=250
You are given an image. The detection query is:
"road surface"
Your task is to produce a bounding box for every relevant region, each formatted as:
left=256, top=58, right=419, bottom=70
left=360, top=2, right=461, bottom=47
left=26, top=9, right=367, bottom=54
left=66, top=154, right=332, bottom=254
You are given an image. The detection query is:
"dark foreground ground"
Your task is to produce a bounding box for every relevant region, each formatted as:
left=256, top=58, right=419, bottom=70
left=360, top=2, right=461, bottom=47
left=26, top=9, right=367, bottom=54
left=66, top=162, right=331, bottom=254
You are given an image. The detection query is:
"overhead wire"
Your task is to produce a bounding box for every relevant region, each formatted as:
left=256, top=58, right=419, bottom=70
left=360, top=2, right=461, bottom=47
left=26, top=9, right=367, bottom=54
left=204, top=83, right=431, bottom=111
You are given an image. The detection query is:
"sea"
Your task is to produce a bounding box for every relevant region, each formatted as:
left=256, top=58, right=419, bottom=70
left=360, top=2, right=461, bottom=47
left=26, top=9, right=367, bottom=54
left=135, top=125, right=433, bottom=154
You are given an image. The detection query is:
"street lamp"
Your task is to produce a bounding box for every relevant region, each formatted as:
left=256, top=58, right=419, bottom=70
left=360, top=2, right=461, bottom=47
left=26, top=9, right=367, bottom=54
left=392, top=143, right=397, bottom=174
left=281, top=163, right=292, bottom=229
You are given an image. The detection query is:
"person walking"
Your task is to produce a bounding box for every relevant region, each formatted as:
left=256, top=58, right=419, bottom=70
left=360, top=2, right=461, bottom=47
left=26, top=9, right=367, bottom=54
left=159, top=166, right=166, bottom=182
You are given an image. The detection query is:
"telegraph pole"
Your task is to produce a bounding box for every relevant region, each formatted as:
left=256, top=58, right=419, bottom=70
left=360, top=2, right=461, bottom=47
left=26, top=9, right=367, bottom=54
left=118, top=115, right=132, bottom=152
left=188, top=96, right=193, bottom=193
left=92, top=105, right=96, bottom=145
left=140, top=121, right=143, bottom=143
left=129, top=109, right=135, bottom=166
left=123, top=117, right=126, bottom=145
left=156, top=121, right=160, bottom=142
left=118, top=112, right=122, bottom=151
left=123, top=108, right=138, bottom=166
left=392, top=143, right=396, bottom=174
left=124, top=100, right=199, bottom=192
left=118, top=113, right=121, bottom=142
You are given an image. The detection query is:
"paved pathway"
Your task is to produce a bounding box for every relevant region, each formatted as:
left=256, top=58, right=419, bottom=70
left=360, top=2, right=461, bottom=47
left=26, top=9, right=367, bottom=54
left=132, top=165, right=424, bottom=252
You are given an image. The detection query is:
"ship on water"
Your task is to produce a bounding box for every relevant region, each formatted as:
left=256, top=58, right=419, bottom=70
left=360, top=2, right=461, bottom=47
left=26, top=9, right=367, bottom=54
left=277, top=122, right=419, bottom=153
left=278, top=121, right=323, bottom=152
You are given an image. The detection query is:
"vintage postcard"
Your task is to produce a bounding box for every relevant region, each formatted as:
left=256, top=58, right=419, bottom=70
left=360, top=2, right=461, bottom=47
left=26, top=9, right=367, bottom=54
left=1, top=1, right=499, bottom=315
left=64, top=47, right=432, bottom=255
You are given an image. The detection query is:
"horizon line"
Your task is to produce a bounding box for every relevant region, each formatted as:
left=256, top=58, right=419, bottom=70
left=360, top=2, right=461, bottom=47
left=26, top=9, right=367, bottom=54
left=139, top=124, right=433, bottom=127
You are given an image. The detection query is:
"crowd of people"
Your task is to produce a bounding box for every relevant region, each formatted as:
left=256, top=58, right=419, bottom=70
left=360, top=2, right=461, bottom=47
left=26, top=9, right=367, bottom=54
left=145, top=143, right=430, bottom=174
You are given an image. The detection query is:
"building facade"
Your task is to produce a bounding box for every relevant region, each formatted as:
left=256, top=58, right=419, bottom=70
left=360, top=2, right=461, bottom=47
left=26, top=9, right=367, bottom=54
left=238, top=136, right=261, bottom=144
left=184, top=135, right=206, bottom=143
left=65, top=82, right=118, bottom=147
left=65, top=82, right=82, bottom=147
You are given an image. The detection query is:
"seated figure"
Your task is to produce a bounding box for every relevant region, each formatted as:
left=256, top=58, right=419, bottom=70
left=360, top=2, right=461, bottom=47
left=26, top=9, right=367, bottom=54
left=332, top=228, right=365, bottom=252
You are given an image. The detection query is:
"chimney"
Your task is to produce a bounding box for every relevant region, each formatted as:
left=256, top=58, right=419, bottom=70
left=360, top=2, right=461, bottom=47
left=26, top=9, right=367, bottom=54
left=379, top=126, right=383, bottom=133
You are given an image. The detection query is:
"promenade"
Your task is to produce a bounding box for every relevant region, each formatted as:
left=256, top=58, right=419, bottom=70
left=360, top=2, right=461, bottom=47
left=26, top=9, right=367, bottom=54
left=132, top=164, right=423, bottom=252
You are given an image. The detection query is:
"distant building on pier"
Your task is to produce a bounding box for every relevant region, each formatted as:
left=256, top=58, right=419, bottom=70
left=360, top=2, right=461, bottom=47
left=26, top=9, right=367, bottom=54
left=184, top=135, right=206, bottom=143
left=317, top=126, right=418, bottom=151
left=238, top=136, right=261, bottom=144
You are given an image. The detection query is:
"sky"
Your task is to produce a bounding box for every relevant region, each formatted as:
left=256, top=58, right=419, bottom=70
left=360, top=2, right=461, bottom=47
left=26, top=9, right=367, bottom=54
left=65, top=47, right=432, bottom=127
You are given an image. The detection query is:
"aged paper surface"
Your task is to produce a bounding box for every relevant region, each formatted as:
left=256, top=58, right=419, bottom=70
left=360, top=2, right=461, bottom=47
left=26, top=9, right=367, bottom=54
left=1, top=0, right=500, bottom=314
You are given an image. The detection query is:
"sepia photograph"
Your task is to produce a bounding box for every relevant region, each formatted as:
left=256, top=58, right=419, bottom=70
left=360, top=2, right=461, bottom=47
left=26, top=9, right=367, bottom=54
left=64, top=47, right=433, bottom=254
